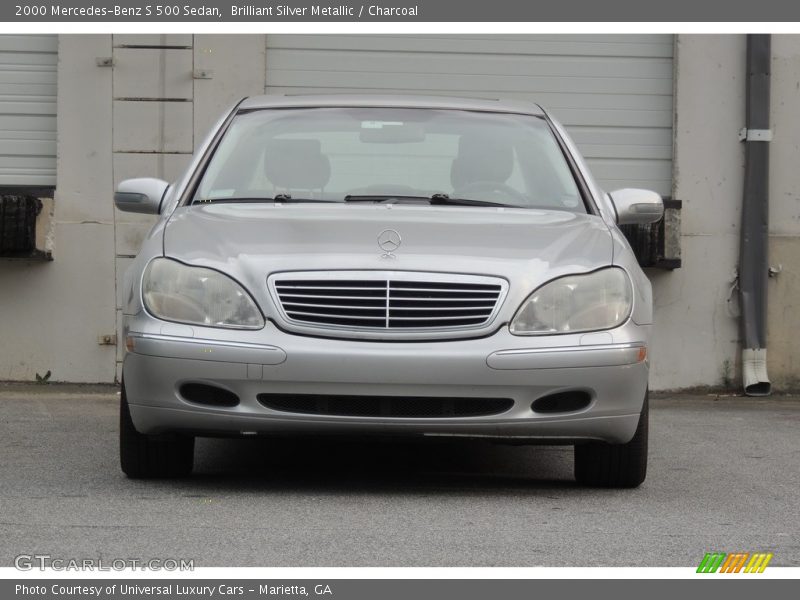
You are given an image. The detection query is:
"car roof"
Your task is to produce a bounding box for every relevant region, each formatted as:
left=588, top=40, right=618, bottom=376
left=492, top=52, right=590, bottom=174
left=237, top=94, right=546, bottom=116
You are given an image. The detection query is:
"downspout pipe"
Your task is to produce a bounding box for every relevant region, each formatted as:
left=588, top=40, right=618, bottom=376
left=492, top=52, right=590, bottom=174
left=739, top=34, right=771, bottom=396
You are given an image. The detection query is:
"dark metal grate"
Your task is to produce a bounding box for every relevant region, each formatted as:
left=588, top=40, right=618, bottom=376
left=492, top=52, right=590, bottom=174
left=620, top=198, right=682, bottom=270
left=531, top=391, right=591, bottom=414
left=257, top=394, right=514, bottom=418
left=180, top=383, right=240, bottom=407
left=273, top=276, right=503, bottom=330
left=0, top=195, right=41, bottom=257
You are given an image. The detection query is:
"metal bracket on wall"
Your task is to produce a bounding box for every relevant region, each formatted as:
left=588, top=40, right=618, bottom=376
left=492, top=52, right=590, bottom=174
left=738, top=128, right=773, bottom=142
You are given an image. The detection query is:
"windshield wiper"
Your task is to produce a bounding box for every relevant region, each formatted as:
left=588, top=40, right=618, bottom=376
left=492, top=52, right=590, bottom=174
left=271, top=194, right=339, bottom=203
left=344, top=194, right=433, bottom=203
left=428, top=194, right=514, bottom=208
left=195, top=194, right=338, bottom=204
left=344, top=193, right=515, bottom=208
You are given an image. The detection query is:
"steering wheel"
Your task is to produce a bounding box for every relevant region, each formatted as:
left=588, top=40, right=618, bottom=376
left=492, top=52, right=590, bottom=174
left=453, top=181, right=528, bottom=204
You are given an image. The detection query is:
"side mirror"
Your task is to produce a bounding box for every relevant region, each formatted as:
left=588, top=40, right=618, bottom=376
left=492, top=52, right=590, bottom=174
left=114, top=178, right=169, bottom=214
left=608, top=189, right=664, bottom=225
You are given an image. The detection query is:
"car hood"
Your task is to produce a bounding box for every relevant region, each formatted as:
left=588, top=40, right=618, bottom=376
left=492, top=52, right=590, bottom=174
left=163, top=203, right=613, bottom=321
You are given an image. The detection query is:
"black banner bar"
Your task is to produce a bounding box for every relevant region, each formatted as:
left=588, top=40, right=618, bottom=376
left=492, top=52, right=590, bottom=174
left=4, top=0, right=800, bottom=22
left=3, top=579, right=798, bottom=600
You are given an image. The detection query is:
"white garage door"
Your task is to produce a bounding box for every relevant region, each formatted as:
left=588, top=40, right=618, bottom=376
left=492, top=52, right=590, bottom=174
left=0, top=35, right=57, bottom=188
left=265, top=35, right=674, bottom=196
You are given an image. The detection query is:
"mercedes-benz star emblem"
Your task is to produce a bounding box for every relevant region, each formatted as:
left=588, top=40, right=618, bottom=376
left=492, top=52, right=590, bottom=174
left=377, top=229, right=402, bottom=257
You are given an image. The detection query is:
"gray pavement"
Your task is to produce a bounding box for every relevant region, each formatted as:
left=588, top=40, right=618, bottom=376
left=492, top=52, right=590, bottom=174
left=0, top=384, right=798, bottom=567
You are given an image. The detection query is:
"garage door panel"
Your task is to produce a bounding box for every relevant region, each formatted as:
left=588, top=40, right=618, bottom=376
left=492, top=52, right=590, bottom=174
left=527, top=92, right=671, bottom=111
left=267, top=86, right=671, bottom=117
left=0, top=139, right=55, bottom=155
left=543, top=108, right=671, bottom=128
left=0, top=129, right=55, bottom=141
left=0, top=115, right=56, bottom=132
left=266, top=34, right=674, bottom=194
left=0, top=51, right=57, bottom=67
left=267, top=71, right=673, bottom=96
left=598, top=178, right=672, bottom=195
left=0, top=83, right=57, bottom=97
left=267, top=49, right=673, bottom=80
left=0, top=35, right=58, bottom=53
left=0, top=100, right=57, bottom=115
left=386, top=34, right=672, bottom=45
left=0, top=158, right=56, bottom=186
left=268, top=35, right=674, bottom=58
left=0, top=155, right=56, bottom=168
left=568, top=125, right=673, bottom=146
left=0, top=35, right=56, bottom=187
left=0, top=172, right=55, bottom=186
left=587, top=158, right=673, bottom=183
left=452, top=91, right=672, bottom=113
left=0, top=70, right=58, bottom=88
left=271, top=34, right=671, bottom=44
left=578, top=144, right=672, bottom=161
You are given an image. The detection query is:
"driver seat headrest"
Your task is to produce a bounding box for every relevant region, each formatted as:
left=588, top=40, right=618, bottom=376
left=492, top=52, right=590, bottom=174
left=264, top=139, right=331, bottom=191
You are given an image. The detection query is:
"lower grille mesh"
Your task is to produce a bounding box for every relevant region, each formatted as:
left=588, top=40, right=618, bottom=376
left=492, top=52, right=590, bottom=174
left=257, top=394, right=514, bottom=418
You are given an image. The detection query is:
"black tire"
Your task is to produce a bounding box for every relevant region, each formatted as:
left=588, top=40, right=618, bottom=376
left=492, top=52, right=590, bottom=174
left=574, top=390, right=648, bottom=488
left=120, top=381, right=194, bottom=479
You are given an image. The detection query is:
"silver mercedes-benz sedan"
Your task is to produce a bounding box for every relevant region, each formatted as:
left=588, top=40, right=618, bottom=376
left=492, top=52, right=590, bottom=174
left=115, top=95, right=663, bottom=487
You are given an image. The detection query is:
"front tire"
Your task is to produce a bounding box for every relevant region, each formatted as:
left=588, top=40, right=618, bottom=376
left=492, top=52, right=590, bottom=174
left=574, top=391, right=648, bottom=488
left=119, top=381, right=194, bottom=478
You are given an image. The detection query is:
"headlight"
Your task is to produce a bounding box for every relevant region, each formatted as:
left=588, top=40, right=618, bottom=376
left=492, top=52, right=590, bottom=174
left=142, top=258, right=264, bottom=329
left=510, top=268, right=632, bottom=335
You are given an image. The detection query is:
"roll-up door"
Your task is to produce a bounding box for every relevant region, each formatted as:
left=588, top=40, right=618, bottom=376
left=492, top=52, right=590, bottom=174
left=0, top=35, right=57, bottom=188
left=265, top=35, right=674, bottom=195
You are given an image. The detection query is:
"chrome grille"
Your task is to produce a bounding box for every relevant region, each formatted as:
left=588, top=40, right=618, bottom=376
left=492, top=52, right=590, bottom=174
left=270, top=271, right=507, bottom=333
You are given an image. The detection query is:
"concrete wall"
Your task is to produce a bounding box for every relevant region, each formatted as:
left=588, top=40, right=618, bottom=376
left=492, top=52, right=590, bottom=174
left=648, top=35, right=747, bottom=389
left=649, top=34, right=800, bottom=390
left=0, top=34, right=798, bottom=390
left=765, top=35, right=800, bottom=389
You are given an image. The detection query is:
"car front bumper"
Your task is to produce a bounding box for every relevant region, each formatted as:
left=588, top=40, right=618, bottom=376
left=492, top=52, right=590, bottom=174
left=123, top=320, right=650, bottom=444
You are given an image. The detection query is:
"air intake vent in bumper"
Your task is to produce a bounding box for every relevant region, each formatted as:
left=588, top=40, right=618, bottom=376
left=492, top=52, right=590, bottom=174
left=258, top=394, right=514, bottom=418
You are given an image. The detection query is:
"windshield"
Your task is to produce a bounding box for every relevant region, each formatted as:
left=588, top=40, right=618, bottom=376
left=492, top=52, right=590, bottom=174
left=191, top=107, right=585, bottom=212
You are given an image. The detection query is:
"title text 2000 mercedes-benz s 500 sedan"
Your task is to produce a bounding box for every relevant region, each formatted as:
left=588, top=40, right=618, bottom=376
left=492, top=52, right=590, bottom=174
left=114, top=95, right=663, bottom=487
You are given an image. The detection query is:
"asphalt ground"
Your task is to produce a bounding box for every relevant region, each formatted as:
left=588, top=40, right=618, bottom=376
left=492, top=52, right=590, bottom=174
left=1, top=384, right=798, bottom=567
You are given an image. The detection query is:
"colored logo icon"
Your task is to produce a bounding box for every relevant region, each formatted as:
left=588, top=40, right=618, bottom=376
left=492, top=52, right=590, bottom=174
left=697, top=552, right=773, bottom=573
